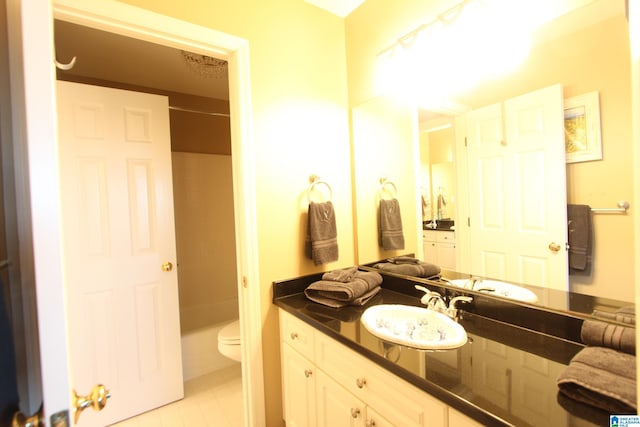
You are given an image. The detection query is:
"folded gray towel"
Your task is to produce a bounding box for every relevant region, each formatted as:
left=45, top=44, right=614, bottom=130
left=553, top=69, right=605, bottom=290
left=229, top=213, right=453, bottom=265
left=593, top=306, right=636, bottom=325
left=567, top=204, right=592, bottom=272
left=557, top=346, right=636, bottom=413
left=322, top=266, right=358, bottom=282
left=581, top=319, right=635, bottom=355
left=373, top=258, right=441, bottom=278
left=378, top=198, right=404, bottom=250
left=305, top=286, right=381, bottom=309
left=304, top=270, right=383, bottom=308
left=305, top=201, right=338, bottom=265
left=386, top=256, right=420, bottom=264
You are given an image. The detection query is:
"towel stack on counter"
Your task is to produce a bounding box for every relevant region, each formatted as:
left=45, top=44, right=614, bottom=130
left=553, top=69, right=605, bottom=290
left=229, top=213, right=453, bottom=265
left=304, top=267, right=382, bottom=308
left=557, top=307, right=637, bottom=414
left=373, top=256, right=441, bottom=279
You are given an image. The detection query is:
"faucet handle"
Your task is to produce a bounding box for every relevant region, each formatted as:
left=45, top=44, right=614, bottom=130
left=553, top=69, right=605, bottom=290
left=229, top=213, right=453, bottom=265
left=414, top=285, right=441, bottom=305
left=450, top=295, right=473, bottom=306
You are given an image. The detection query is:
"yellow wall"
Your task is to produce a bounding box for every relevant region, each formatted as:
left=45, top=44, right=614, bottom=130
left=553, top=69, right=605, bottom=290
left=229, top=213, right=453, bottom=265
left=171, top=152, right=239, bottom=333
left=352, top=96, right=420, bottom=264
left=346, top=2, right=635, bottom=301
left=118, top=1, right=353, bottom=425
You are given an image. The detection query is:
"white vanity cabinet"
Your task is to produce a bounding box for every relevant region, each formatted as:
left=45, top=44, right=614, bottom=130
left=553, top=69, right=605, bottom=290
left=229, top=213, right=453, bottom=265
left=448, top=409, right=484, bottom=427
left=280, top=309, right=317, bottom=426
left=315, top=332, right=446, bottom=427
left=280, top=309, right=466, bottom=427
left=281, top=343, right=317, bottom=427
left=423, top=230, right=456, bottom=270
left=315, top=369, right=394, bottom=427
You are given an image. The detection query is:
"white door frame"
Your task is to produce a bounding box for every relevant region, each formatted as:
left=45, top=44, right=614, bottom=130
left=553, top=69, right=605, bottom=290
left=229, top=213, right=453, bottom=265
left=9, top=0, right=264, bottom=424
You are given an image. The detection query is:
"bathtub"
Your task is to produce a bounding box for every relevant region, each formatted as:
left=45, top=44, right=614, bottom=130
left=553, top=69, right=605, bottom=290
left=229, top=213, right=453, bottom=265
left=181, top=320, right=239, bottom=381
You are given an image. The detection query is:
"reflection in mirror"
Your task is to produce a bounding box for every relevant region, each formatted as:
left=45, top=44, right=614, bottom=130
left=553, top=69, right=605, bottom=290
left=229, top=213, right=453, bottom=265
left=350, top=0, right=634, bottom=319
left=420, top=119, right=455, bottom=224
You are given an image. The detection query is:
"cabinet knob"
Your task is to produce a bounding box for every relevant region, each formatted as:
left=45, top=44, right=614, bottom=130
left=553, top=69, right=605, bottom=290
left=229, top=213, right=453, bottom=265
left=350, top=408, right=361, bottom=418
left=290, top=332, right=298, bottom=340
left=366, top=420, right=377, bottom=427
left=304, top=369, right=312, bottom=378
left=356, top=377, right=367, bottom=388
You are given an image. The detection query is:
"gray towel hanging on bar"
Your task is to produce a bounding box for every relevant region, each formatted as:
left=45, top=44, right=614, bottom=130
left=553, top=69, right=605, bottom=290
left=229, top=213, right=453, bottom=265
left=567, top=204, right=592, bottom=274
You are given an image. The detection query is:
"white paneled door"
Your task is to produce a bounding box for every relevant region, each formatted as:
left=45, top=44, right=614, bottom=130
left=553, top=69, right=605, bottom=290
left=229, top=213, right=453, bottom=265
left=56, top=81, right=183, bottom=426
left=466, top=84, right=568, bottom=290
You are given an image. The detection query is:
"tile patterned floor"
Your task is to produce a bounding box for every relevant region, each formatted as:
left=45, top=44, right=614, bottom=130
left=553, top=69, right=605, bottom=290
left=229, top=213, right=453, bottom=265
left=110, top=364, right=243, bottom=427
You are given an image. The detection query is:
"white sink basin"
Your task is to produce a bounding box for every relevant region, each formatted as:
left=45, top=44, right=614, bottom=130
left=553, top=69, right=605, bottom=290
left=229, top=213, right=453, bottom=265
left=360, top=304, right=467, bottom=350
left=447, top=279, right=539, bottom=304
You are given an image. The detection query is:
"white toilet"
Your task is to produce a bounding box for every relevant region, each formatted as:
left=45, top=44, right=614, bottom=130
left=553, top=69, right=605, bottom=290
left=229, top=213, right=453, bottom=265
left=217, top=319, right=242, bottom=362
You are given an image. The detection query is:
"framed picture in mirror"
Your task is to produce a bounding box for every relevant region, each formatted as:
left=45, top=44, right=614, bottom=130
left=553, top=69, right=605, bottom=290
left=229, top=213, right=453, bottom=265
left=564, top=91, right=602, bottom=163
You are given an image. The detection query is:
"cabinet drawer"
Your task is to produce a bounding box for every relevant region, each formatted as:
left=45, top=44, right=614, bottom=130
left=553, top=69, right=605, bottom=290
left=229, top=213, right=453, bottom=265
left=422, top=230, right=438, bottom=241
left=280, top=309, right=315, bottom=361
left=315, top=334, right=447, bottom=427
left=436, top=231, right=455, bottom=243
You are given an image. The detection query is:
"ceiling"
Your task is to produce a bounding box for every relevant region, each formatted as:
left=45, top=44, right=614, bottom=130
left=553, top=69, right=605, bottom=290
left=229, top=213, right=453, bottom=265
left=54, top=20, right=230, bottom=101
left=304, top=0, right=366, bottom=17
left=54, top=0, right=617, bottom=117
left=53, top=1, right=368, bottom=100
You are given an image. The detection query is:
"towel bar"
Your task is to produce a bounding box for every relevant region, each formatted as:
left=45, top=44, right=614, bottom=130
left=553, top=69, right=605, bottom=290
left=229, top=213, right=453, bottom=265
left=307, top=175, right=332, bottom=203
left=379, top=177, right=397, bottom=199
left=590, top=200, right=629, bottom=214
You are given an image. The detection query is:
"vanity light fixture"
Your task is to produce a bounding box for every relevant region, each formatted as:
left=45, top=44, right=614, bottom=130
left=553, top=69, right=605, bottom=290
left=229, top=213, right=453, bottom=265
left=375, top=0, right=535, bottom=105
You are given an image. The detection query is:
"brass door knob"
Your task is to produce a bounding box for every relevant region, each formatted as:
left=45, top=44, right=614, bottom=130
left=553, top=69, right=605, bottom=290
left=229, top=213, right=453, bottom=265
left=12, top=404, right=43, bottom=427
left=72, top=384, right=111, bottom=424
left=548, top=242, right=561, bottom=253
left=161, top=261, right=173, bottom=272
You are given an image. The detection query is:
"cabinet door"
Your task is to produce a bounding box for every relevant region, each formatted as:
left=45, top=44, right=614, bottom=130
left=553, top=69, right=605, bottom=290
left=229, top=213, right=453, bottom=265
left=437, top=243, right=456, bottom=270
left=448, top=408, right=484, bottom=427
left=281, top=343, right=317, bottom=427
left=316, top=370, right=366, bottom=427
left=366, top=407, right=394, bottom=427
left=423, top=239, right=437, bottom=264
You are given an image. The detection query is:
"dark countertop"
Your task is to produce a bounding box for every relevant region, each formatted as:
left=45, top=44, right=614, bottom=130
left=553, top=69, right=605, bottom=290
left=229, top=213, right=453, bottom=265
left=273, top=273, right=611, bottom=427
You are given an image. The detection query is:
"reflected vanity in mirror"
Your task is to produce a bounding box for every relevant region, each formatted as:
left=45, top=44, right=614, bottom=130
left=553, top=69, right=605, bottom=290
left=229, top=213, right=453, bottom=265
left=353, top=0, right=635, bottom=324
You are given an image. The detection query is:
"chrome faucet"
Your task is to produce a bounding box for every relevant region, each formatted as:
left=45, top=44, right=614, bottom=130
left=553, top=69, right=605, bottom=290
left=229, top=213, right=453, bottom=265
left=465, top=277, right=496, bottom=293
left=465, top=277, right=483, bottom=290
left=447, top=296, right=473, bottom=319
left=414, top=285, right=472, bottom=319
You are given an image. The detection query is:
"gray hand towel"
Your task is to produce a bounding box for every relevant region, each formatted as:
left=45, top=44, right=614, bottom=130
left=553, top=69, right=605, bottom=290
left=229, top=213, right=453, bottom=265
left=378, top=198, right=404, bottom=250
left=373, top=258, right=441, bottom=278
left=305, top=201, right=338, bottom=265
left=557, top=346, right=636, bottom=413
left=322, top=266, right=358, bottom=282
left=567, top=204, right=592, bottom=272
left=581, top=319, right=635, bottom=355
left=304, top=270, right=383, bottom=308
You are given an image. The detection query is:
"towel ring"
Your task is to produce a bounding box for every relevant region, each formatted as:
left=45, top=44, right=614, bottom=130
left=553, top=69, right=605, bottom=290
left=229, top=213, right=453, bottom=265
left=307, top=175, right=333, bottom=203
left=379, top=178, right=397, bottom=200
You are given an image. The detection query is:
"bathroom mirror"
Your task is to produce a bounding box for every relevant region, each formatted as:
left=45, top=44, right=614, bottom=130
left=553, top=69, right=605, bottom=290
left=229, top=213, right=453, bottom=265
left=352, top=0, right=635, bottom=319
